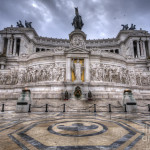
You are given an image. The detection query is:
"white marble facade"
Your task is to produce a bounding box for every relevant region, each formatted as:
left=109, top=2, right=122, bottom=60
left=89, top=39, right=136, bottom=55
left=0, top=26, right=150, bottom=102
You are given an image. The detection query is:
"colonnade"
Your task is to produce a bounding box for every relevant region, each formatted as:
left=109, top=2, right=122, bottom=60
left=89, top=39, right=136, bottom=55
left=132, top=38, right=150, bottom=59
left=0, top=36, right=21, bottom=56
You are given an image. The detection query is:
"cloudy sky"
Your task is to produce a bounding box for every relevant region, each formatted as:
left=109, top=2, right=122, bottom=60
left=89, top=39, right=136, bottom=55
left=0, top=0, right=150, bottom=39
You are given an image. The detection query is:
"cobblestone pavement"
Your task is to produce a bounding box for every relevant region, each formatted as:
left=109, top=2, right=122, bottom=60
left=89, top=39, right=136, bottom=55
left=0, top=111, right=150, bottom=150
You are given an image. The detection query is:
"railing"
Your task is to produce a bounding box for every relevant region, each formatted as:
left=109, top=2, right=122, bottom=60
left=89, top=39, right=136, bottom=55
left=0, top=103, right=16, bottom=112
left=30, top=104, right=64, bottom=112
left=1, top=103, right=150, bottom=113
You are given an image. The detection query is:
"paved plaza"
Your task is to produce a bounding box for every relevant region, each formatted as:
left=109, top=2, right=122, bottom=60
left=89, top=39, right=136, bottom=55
left=0, top=111, right=150, bottom=150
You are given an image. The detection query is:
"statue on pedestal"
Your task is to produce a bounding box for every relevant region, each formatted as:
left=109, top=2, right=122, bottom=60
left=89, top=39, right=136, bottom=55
left=64, top=90, right=69, bottom=100
left=88, top=91, right=92, bottom=100
left=72, top=7, right=84, bottom=30
left=129, top=24, right=136, bottom=30
left=121, top=24, right=128, bottom=30
left=17, top=20, right=24, bottom=27
left=25, top=20, right=33, bottom=28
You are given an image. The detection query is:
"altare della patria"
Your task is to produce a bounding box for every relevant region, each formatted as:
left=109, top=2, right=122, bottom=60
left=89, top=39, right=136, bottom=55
left=0, top=8, right=150, bottom=150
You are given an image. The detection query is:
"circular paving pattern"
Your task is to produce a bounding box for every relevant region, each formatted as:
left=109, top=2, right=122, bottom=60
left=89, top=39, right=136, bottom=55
left=48, top=121, right=107, bottom=137
left=0, top=112, right=149, bottom=150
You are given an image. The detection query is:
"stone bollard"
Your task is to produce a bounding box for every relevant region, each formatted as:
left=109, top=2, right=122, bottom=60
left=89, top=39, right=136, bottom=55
left=63, top=104, right=65, bottom=112
left=16, top=89, right=32, bottom=113
left=148, top=104, right=150, bottom=112
left=28, top=104, right=31, bottom=113
left=45, top=104, right=48, bottom=112
left=94, top=104, right=96, bottom=112
left=124, top=104, right=127, bottom=112
left=1, top=104, right=4, bottom=112
left=109, top=104, right=111, bottom=112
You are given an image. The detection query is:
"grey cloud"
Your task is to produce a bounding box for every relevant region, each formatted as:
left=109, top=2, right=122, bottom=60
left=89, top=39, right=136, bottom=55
left=0, top=0, right=150, bottom=39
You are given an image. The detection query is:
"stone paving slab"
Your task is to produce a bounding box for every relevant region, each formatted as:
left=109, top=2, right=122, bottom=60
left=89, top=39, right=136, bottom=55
left=0, top=111, right=150, bottom=150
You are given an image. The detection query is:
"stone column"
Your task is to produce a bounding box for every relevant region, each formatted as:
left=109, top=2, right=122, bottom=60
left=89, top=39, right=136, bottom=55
left=130, top=39, right=134, bottom=58
left=6, top=38, right=11, bottom=56
left=0, top=38, right=4, bottom=54
left=66, top=57, right=71, bottom=82
left=13, top=38, right=16, bottom=56
left=143, top=40, right=146, bottom=58
left=84, top=58, right=90, bottom=82
left=19, top=39, right=23, bottom=56
left=148, top=39, right=150, bottom=58
left=136, top=40, right=140, bottom=58
left=9, top=38, right=13, bottom=55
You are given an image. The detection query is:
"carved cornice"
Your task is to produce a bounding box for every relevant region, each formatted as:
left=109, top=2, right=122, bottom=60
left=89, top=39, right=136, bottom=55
left=65, top=47, right=89, bottom=54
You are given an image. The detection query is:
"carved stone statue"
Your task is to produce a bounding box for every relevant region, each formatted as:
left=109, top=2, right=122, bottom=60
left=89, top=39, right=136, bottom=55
left=88, top=91, right=92, bottom=100
left=25, top=20, right=33, bottom=28
left=16, top=20, right=24, bottom=28
left=129, top=24, right=136, bottom=30
left=72, top=7, right=84, bottom=30
left=72, top=59, right=83, bottom=82
left=64, top=90, right=69, bottom=100
left=121, top=24, right=129, bottom=30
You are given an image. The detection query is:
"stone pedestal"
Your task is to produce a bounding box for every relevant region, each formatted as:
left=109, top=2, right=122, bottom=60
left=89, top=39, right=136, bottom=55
left=123, top=89, right=137, bottom=112
left=16, top=89, right=32, bottom=113
left=147, top=60, right=150, bottom=71
left=0, top=56, right=6, bottom=69
left=126, top=102, right=137, bottom=112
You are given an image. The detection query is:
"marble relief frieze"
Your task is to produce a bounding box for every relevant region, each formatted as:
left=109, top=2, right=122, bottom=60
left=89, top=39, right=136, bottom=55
left=0, top=63, right=66, bottom=85
left=90, top=63, right=150, bottom=86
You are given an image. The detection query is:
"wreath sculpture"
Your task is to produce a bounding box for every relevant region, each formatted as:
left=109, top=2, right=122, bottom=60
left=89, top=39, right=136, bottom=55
left=74, top=86, right=82, bottom=98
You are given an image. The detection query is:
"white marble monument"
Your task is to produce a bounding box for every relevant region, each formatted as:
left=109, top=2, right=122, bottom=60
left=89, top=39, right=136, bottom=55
left=0, top=11, right=150, bottom=110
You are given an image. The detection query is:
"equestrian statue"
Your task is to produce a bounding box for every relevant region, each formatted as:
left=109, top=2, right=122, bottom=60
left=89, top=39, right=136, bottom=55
left=72, top=7, right=84, bottom=30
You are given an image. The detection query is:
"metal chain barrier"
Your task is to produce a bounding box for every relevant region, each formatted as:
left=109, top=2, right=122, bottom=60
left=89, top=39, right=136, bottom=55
left=110, top=104, right=123, bottom=108
left=94, top=104, right=109, bottom=112
left=65, top=104, right=94, bottom=112
left=136, top=104, right=148, bottom=107
left=1, top=102, right=149, bottom=113
left=48, top=104, right=64, bottom=112
left=96, top=104, right=109, bottom=108
left=31, top=104, right=46, bottom=108
left=48, top=104, right=64, bottom=108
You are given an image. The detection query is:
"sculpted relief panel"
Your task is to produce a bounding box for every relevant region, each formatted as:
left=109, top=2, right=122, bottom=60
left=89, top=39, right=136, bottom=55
left=0, top=63, right=66, bottom=85
left=70, top=35, right=86, bottom=49
left=0, top=61, right=150, bottom=86
left=90, top=63, right=150, bottom=86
